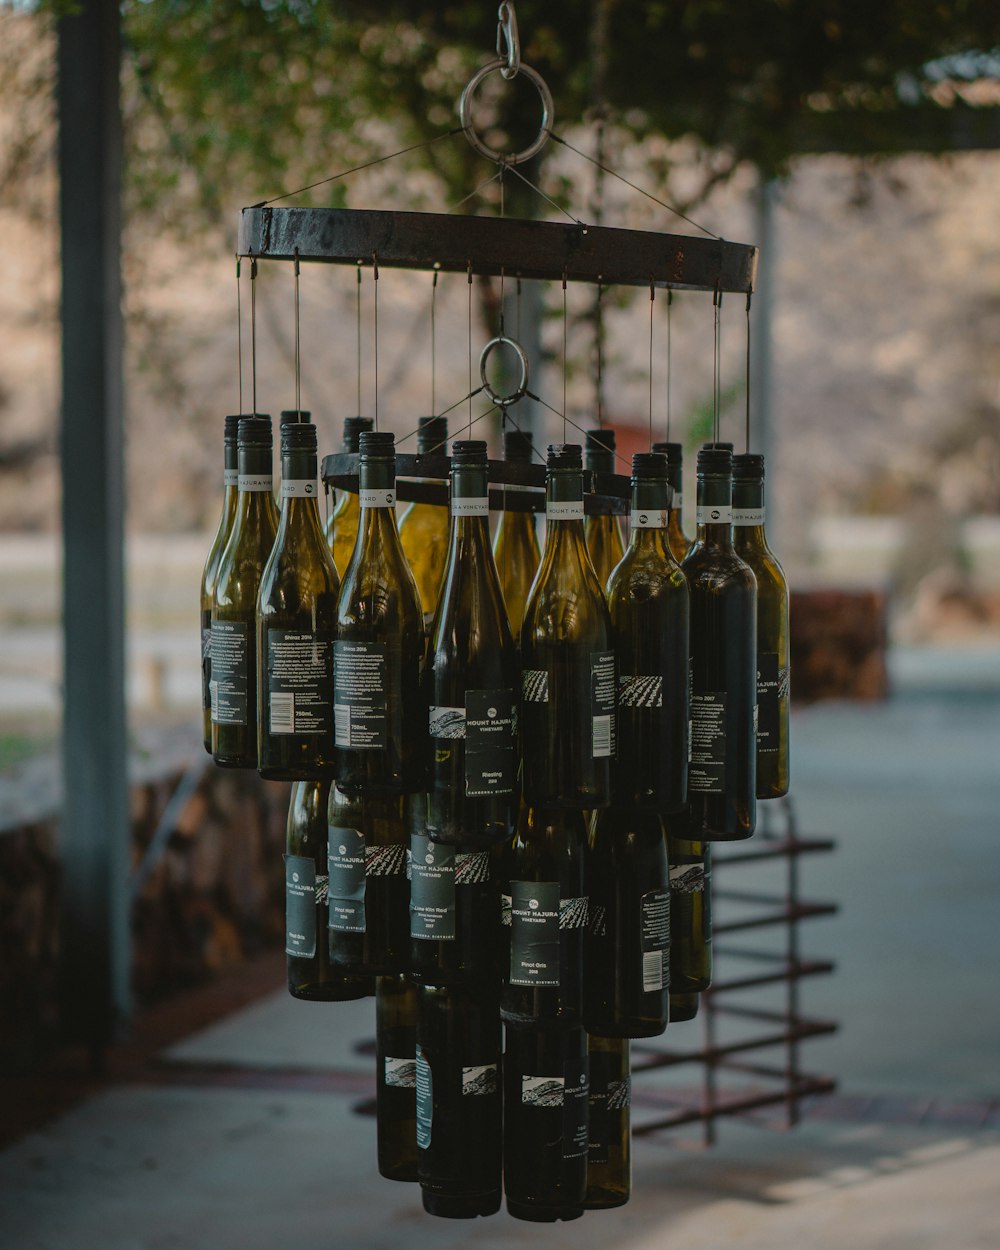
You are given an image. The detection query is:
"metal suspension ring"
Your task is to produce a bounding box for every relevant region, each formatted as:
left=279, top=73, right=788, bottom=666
left=479, top=335, right=529, bottom=407
left=459, top=59, right=554, bottom=167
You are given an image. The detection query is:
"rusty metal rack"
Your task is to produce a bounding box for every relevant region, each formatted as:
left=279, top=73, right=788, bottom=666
left=632, top=797, right=838, bottom=1144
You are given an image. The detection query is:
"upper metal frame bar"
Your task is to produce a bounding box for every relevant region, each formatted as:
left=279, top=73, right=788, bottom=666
left=238, top=206, right=758, bottom=293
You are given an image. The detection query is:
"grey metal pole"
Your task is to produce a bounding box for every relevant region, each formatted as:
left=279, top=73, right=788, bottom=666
left=750, top=175, right=778, bottom=538
left=57, top=0, right=129, bottom=1062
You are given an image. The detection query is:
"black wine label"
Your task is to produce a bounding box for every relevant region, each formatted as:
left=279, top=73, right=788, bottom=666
left=455, top=850, right=491, bottom=886
left=669, top=862, right=706, bottom=893
left=522, top=669, right=549, bottom=703
left=200, top=620, right=212, bottom=710
left=756, top=652, right=785, bottom=754
left=522, top=1074, right=563, bottom=1107
left=327, top=825, right=366, bottom=933
left=415, top=1043, right=432, bottom=1150
left=618, top=674, right=663, bottom=708
left=640, top=889, right=671, bottom=992
left=428, top=705, right=464, bottom=738
left=562, top=1059, right=590, bottom=1161
left=689, top=691, right=726, bottom=793
left=559, top=896, right=590, bottom=930
left=464, top=688, right=516, bottom=797
left=509, top=881, right=560, bottom=986
left=409, top=834, right=456, bottom=941
left=365, top=844, right=408, bottom=877
left=266, top=629, right=333, bottom=735
left=591, top=651, right=617, bottom=758
left=333, top=640, right=387, bottom=748
left=383, top=1056, right=416, bottom=1089
left=285, top=854, right=316, bottom=959
left=587, top=1050, right=613, bottom=1165
left=462, top=1064, right=499, bottom=1097
left=209, top=620, right=248, bottom=725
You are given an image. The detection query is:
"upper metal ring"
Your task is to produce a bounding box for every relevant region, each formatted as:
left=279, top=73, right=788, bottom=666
left=479, top=335, right=530, bottom=408
left=458, top=59, right=554, bottom=167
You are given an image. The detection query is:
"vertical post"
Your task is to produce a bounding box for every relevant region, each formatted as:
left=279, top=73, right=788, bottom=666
left=57, top=0, right=129, bottom=1061
left=750, top=174, right=777, bottom=523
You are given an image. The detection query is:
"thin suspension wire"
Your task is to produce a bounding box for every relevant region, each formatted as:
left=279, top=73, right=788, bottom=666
left=250, top=257, right=258, bottom=415
left=527, top=388, right=629, bottom=472
left=595, top=281, right=604, bottom=428
left=712, top=287, right=722, bottom=444
left=503, top=161, right=586, bottom=225
left=666, top=289, right=673, bottom=442
left=549, top=131, right=719, bottom=239
left=745, top=288, right=753, bottom=454
left=356, top=265, right=362, bottom=416
left=293, top=249, right=301, bottom=415
left=467, top=262, right=474, bottom=435
left=648, top=282, right=655, bottom=451
left=447, top=169, right=503, bottom=215
left=249, top=128, right=463, bottom=208
left=236, top=256, right=243, bottom=414
left=395, top=386, right=486, bottom=444
left=562, top=274, right=568, bottom=443
left=372, top=255, right=379, bottom=430
left=431, top=270, right=438, bottom=417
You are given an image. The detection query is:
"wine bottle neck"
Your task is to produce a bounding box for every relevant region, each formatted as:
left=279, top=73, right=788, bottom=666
left=628, top=479, right=669, bottom=542
left=545, top=467, right=585, bottom=527
left=732, top=477, right=766, bottom=542
left=695, top=475, right=733, bottom=547
left=449, top=464, right=491, bottom=542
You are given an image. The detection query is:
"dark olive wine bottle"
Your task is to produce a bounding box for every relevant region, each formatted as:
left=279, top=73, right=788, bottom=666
left=211, top=415, right=279, bottom=767
left=681, top=448, right=757, bottom=840
left=326, top=415, right=374, bottom=576
left=733, top=453, right=790, bottom=799
left=257, top=421, right=339, bottom=780
left=584, top=805, right=669, bottom=1038
left=499, top=805, right=587, bottom=1029
left=584, top=1034, right=631, bottom=1209
left=503, top=1023, right=588, bottom=1222
left=399, top=416, right=451, bottom=633
left=285, top=779, right=372, bottom=1002
left=666, top=824, right=713, bottom=1012
left=492, top=427, right=541, bottom=639
left=416, top=984, right=502, bottom=1218
left=583, top=428, right=625, bottom=588
left=670, top=993, right=699, bottom=1022
left=200, top=414, right=242, bottom=753
left=652, top=440, right=693, bottom=564
left=334, top=430, right=425, bottom=793
left=327, top=783, right=410, bottom=976
left=425, top=440, right=518, bottom=847
left=608, top=452, right=689, bottom=813
left=409, top=819, right=498, bottom=989
left=521, top=444, right=614, bottom=810
left=376, top=974, right=419, bottom=1182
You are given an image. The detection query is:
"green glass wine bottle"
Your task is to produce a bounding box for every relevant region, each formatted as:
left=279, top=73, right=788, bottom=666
left=733, top=453, right=790, bottom=799
left=399, top=416, right=451, bottom=632
left=334, top=430, right=425, bottom=793
left=425, top=440, right=518, bottom=848
left=257, top=421, right=339, bottom=780
left=608, top=452, right=689, bottom=813
left=327, top=783, right=410, bottom=976
left=211, top=415, right=279, bottom=768
left=666, top=820, right=712, bottom=1019
left=681, top=448, right=757, bottom=840
left=503, top=1023, right=588, bottom=1222
left=416, top=984, right=502, bottom=1218
left=200, top=413, right=241, bottom=752
left=492, top=427, right=541, bottom=639
left=521, top=444, right=614, bottom=810
left=376, top=974, right=420, bottom=1182
left=584, top=1034, right=630, bottom=1209
left=285, top=779, right=372, bottom=1001
left=652, top=441, right=693, bottom=564
left=326, top=415, right=374, bottom=577
left=584, top=429, right=624, bottom=588
left=499, top=805, right=587, bottom=1029
left=584, top=806, right=669, bottom=1038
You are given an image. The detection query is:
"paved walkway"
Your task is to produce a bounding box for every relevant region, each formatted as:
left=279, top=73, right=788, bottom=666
left=1, top=650, right=998, bottom=1248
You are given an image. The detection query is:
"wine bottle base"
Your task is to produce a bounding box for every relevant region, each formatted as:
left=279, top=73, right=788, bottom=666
left=211, top=754, right=257, bottom=769
left=582, top=1016, right=667, bottom=1040
left=505, top=1200, right=584, bottom=1223
left=287, top=978, right=373, bottom=1002
left=669, top=992, right=700, bottom=1022
left=378, top=1161, right=419, bottom=1183
left=582, top=1187, right=630, bottom=1209
left=757, top=782, right=790, bottom=800
left=421, top=1189, right=501, bottom=1219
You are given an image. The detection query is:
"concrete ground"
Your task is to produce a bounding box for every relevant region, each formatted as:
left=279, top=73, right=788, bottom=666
left=1, top=645, right=998, bottom=1248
